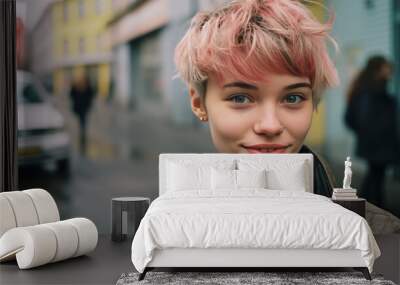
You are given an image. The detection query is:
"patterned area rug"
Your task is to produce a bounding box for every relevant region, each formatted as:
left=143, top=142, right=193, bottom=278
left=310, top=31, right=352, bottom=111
left=116, top=271, right=396, bottom=285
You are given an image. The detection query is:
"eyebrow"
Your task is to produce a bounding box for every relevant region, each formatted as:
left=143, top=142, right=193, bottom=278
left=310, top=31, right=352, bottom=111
left=283, top=83, right=312, bottom=90
left=223, top=82, right=258, bottom=90
left=223, top=81, right=312, bottom=91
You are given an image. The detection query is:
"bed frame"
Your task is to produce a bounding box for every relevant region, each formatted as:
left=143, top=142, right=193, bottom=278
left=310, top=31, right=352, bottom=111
left=140, top=248, right=371, bottom=280
left=138, top=154, right=372, bottom=281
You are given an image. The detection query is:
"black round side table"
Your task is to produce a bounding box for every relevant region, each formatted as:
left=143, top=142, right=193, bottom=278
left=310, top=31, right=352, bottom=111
left=111, top=197, right=150, bottom=242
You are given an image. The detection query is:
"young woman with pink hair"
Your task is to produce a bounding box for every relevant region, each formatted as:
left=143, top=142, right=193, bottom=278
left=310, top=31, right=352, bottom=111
left=174, top=0, right=339, bottom=197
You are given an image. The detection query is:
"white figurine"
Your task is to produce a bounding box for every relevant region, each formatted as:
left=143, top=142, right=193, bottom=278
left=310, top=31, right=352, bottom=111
left=343, top=156, right=352, bottom=189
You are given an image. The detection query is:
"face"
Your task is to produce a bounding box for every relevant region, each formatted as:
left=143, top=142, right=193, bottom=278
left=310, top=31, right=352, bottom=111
left=189, top=72, right=314, bottom=154
left=379, top=63, right=392, bottom=81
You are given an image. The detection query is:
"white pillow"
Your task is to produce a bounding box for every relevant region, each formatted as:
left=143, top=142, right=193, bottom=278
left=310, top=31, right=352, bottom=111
left=238, top=159, right=310, bottom=192
left=236, top=169, right=267, bottom=189
left=267, top=167, right=307, bottom=192
left=166, top=159, right=236, bottom=192
left=167, top=162, right=210, bottom=191
left=211, top=169, right=268, bottom=190
left=211, top=168, right=236, bottom=190
left=266, top=163, right=307, bottom=191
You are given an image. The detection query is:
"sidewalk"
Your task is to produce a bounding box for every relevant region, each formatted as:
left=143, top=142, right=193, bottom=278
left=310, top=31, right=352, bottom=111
left=87, top=99, right=216, bottom=161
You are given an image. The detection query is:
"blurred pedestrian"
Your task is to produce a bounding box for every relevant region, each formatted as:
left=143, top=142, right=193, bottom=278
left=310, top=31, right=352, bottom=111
left=345, top=55, right=399, bottom=208
left=69, top=72, right=96, bottom=156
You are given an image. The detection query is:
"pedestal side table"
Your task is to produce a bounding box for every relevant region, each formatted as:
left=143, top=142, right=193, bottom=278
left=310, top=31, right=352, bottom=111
left=111, top=197, right=150, bottom=242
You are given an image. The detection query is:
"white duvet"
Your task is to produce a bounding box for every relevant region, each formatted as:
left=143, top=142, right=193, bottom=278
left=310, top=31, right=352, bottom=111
left=131, top=189, right=380, bottom=273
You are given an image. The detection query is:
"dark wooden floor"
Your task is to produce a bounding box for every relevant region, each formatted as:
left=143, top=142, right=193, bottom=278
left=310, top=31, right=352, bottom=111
left=0, top=235, right=133, bottom=285
left=1, top=235, right=398, bottom=284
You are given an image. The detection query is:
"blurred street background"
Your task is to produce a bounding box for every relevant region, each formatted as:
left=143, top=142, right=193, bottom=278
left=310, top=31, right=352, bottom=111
left=15, top=0, right=400, bottom=234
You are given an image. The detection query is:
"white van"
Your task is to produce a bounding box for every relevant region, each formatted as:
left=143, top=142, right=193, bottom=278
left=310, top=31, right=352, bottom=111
left=17, top=71, right=70, bottom=174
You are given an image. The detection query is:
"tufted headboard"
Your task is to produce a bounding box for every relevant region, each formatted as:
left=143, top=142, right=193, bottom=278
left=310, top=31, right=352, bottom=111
left=159, top=153, right=314, bottom=195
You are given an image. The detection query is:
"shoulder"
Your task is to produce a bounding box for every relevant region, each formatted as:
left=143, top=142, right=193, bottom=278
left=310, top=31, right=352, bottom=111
left=299, top=145, right=335, bottom=196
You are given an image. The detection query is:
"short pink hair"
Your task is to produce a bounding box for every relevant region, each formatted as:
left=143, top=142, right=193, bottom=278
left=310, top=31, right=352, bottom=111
left=174, top=0, right=339, bottom=105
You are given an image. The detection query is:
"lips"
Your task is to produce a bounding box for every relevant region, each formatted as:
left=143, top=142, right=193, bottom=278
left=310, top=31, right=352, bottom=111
left=242, top=144, right=290, bottom=154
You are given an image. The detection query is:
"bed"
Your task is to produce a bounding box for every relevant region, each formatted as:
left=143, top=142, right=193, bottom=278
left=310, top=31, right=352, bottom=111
left=131, top=153, right=381, bottom=281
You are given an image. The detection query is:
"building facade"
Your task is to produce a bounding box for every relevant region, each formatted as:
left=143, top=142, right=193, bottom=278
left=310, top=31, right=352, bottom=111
left=52, top=0, right=114, bottom=98
left=108, top=0, right=195, bottom=121
left=30, top=1, right=55, bottom=91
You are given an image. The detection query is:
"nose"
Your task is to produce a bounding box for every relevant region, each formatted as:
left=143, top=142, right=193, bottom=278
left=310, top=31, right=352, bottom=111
left=253, top=106, right=284, bottom=138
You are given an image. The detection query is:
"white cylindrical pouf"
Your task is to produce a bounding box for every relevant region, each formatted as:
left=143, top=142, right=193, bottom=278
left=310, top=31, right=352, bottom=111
left=67, top=218, right=98, bottom=257
left=42, top=221, right=79, bottom=262
left=23, top=189, right=60, bottom=223
left=18, top=226, right=57, bottom=269
left=0, top=219, right=97, bottom=269
left=0, top=195, right=17, bottom=237
left=0, top=226, right=57, bottom=269
left=1, top=192, right=39, bottom=227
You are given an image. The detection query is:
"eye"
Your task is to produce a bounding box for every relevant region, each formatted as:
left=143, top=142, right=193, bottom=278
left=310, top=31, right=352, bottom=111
left=283, top=94, right=305, bottom=105
left=228, top=94, right=252, bottom=104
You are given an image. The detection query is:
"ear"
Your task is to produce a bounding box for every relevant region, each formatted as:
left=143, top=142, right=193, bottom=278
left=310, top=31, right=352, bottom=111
left=189, top=86, right=207, bottom=120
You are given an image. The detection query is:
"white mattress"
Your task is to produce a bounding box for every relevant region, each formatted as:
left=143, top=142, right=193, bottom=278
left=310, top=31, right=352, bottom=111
left=131, top=190, right=380, bottom=273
